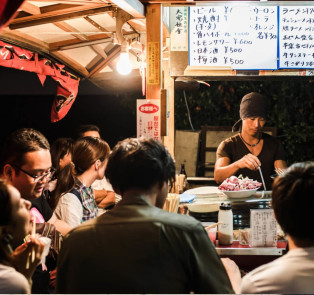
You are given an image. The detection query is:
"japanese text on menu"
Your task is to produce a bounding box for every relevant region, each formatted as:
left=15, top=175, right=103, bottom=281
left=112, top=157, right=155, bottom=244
left=250, top=209, right=277, bottom=247
left=279, top=6, right=314, bottom=69
left=189, top=6, right=278, bottom=69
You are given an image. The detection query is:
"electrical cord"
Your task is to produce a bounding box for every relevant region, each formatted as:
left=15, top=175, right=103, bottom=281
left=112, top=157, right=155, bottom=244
left=183, top=90, right=195, bottom=131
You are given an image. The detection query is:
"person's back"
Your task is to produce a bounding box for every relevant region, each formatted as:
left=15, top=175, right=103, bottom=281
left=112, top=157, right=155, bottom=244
left=240, top=162, right=314, bottom=294
left=56, top=137, right=234, bottom=294
left=57, top=197, right=232, bottom=293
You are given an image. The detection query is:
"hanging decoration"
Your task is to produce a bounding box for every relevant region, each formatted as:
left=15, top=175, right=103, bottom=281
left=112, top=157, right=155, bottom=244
left=0, top=41, right=80, bottom=122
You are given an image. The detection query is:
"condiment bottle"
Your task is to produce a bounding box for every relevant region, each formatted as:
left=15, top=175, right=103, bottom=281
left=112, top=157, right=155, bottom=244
left=180, top=163, right=187, bottom=177
left=218, top=203, right=233, bottom=245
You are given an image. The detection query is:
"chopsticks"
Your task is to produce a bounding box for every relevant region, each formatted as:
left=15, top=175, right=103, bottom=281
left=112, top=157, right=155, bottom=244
left=163, top=194, right=180, bottom=213
left=205, top=222, right=222, bottom=230
left=258, top=166, right=266, bottom=191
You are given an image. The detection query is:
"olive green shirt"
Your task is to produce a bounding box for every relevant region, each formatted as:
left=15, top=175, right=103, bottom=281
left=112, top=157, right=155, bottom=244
left=56, top=195, right=234, bottom=294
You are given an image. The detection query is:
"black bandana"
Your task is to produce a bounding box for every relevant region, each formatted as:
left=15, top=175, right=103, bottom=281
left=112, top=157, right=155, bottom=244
left=232, top=92, right=267, bottom=132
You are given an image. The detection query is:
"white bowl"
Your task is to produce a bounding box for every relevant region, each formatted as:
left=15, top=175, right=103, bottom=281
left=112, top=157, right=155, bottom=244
left=219, top=189, right=258, bottom=199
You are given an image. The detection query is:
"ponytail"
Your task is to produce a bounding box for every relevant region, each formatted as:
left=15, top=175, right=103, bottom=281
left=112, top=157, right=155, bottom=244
left=50, top=162, right=76, bottom=210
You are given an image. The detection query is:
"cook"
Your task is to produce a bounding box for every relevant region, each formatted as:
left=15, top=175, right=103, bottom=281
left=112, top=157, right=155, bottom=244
left=214, top=92, right=287, bottom=190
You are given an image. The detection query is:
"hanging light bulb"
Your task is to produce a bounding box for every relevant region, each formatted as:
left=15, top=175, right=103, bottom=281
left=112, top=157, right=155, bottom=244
left=117, top=40, right=132, bottom=75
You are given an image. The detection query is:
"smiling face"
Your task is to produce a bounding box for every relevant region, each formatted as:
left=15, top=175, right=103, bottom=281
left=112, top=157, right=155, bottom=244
left=9, top=150, right=52, bottom=200
left=7, top=184, right=32, bottom=242
left=242, top=117, right=266, bottom=137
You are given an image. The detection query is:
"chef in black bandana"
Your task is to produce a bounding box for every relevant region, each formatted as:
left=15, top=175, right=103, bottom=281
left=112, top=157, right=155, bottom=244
left=214, top=92, right=287, bottom=190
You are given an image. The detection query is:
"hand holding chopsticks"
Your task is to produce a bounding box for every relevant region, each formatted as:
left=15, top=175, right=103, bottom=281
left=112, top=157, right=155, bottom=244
left=275, top=167, right=286, bottom=175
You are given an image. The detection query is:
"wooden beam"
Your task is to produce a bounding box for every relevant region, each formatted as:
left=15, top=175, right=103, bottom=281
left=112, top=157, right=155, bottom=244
left=49, top=32, right=138, bottom=51
left=90, top=44, right=116, bottom=71
left=146, top=4, right=162, bottom=100
left=88, top=45, right=121, bottom=77
left=40, top=4, right=83, bottom=14
left=83, top=16, right=111, bottom=36
left=53, top=21, right=89, bottom=41
left=9, top=5, right=113, bottom=29
left=20, top=2, right=41, bottom=15
left=27, top=0, right=104, bottom=4
left=107, top=0, right=145, bottom=18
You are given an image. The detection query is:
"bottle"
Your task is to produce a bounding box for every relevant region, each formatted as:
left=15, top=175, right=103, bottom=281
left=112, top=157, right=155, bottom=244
left=218, top=203, right=233, bottom=245
left=180, top=163, right=187, bottom=177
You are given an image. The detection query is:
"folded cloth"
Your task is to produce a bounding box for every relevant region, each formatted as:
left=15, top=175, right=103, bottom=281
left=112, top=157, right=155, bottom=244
left=179, top=193, right=196, bottom=203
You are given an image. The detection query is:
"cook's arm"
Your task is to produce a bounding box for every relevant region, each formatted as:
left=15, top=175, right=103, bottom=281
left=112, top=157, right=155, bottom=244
left=274, top=159, right=287, bottom=170
left=214, top=154, right=261, bottom=184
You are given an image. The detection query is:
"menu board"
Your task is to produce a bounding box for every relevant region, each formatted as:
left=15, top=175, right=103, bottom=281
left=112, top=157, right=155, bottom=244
left=279, top=6, right=314, bottom=69
left=189, top=6, right=278, bottom=70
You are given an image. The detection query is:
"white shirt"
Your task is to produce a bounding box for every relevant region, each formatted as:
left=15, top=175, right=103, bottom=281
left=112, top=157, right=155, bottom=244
left=54, top=192, right=82, bottom=228
left=241, top=246, right=314, bottom=294
left=0, top=264, right=30, bottom=294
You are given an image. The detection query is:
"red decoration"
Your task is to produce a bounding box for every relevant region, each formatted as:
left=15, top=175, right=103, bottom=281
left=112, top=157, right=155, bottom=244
left=0, top=41, right=79, bottom=122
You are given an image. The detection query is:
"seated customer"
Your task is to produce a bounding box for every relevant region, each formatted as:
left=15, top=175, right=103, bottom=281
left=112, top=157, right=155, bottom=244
left=47, top=137, right=74, bottom=194
left=0, top=180, right=44, bottom=294
left=227, top=162, right=314, bottom=294
left=51, top=136, right=110, bottom=227
left=56, top=138, right=234, bottom=294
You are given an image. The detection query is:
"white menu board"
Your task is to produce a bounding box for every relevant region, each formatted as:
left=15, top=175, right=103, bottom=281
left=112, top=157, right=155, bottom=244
left=250, top=209, right=277, bottom=247
left=279, top=6, right=314, bottom=69
left=189, top=6, right=278, bottom=69
left=137, top=99, right=161, bottom=140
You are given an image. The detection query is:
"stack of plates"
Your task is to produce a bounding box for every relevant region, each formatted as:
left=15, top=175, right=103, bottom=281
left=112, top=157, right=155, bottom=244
left=184, top=186, right=224, bottom=198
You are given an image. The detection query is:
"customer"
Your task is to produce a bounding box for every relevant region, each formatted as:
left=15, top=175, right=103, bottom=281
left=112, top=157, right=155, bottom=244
left=76, top=124, right=118, bottom=211
left=52, top=136, right=110, bottom=227
left=240, top=162, right=314, bottom=293
left=0, top=179, right=44, bottom=294
left=224, top=162, right=314, bottom=294
left=0, top=128, right=71, bottom=236
left=214, top=92, right=286, bottom=190
left=56, top=137, right=234, bottom=294
left=48, top=137, right=74, bottom=194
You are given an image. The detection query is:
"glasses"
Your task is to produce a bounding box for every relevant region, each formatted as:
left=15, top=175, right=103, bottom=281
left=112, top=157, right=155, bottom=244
left=11, top=164, right=55, bottom=183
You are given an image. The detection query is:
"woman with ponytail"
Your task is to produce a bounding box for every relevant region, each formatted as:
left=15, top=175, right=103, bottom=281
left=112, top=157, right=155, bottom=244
left=52, top=137, right=110, bottom=228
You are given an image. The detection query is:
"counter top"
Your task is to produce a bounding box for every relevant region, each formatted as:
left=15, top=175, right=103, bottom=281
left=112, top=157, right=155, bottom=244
left=215, top=240, right=287, bottom=256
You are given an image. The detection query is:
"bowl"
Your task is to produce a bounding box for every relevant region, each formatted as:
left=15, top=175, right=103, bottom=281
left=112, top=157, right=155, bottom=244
left=219, top=189, right=258, bottom=199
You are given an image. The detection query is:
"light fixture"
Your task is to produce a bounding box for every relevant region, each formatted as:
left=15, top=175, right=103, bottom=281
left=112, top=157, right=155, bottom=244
left=116, top=40, right=132, bottom=75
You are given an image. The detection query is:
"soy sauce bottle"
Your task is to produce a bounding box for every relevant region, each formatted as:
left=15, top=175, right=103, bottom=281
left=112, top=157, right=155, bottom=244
left=180, top=163, right=187, bottom=177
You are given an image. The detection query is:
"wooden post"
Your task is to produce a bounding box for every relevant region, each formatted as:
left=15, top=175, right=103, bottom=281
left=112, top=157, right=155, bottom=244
left=146, top=3, right=162, bottom=100
left=163, top=56, right=175, bottom=158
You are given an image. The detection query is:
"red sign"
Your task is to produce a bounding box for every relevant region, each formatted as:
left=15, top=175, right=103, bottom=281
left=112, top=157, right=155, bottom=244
left=139, top=104, right=159, bottom=114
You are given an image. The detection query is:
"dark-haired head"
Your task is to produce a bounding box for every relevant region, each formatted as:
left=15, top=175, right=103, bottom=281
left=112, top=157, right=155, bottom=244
left=105, top=137, right=175, bottom=195
left=75, top=124, right=100, bottom=139
left=0, top=128, right=50, bottom=173
left=272, top=162, right=314, bottom=247
left=51, top=137, right=74, bottom=174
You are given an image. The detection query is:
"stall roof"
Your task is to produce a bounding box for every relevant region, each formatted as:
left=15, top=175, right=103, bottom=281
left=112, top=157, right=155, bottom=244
left=2, top=1, right=309, bottom=94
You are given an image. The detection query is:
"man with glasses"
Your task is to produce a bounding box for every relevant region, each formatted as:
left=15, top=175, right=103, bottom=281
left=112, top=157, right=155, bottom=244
left=0, top=128, right=71, bottom=293
left=0, top=128, right=71, bottom=235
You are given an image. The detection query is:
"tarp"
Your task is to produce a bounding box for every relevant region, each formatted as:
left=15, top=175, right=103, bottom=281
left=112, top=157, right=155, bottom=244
left=0, top=41, right=80, bottom=122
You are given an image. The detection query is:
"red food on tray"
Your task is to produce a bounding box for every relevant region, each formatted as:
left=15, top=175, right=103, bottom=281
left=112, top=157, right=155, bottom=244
left=218, top=175, right=262, bottom=191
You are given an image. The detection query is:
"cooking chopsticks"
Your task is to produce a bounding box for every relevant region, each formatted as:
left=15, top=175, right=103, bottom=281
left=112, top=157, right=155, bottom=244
left=258, top=166, right=266, bottom=191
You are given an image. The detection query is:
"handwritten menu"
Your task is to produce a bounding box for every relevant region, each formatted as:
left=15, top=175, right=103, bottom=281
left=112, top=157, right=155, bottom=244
left=189, top=6, right=278, bottom=69
left=170, top=7, right=188, bottom=51
left=250, top=209, right=277, bottom=247
left=279, top=6, right=314, bottom=69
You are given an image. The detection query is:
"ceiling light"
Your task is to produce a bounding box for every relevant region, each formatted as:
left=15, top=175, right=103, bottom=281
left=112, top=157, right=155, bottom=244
left=117, top=41, right=132, bottom=75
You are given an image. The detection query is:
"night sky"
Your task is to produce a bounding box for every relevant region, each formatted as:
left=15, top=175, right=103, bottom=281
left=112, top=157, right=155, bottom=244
left=0, top=66, right=138, bottom=149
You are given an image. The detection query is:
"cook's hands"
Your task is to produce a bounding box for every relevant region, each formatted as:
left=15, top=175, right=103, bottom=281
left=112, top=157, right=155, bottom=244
left=221, top=258, right=242, bottom=294
left=11, top=236, right=44, bottom=281
left=236, top=153, right=261, bottom=171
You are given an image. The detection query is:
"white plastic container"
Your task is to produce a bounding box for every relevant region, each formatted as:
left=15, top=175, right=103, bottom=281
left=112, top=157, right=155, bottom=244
left=218, top=203, right=233, bottom=245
